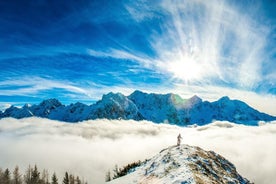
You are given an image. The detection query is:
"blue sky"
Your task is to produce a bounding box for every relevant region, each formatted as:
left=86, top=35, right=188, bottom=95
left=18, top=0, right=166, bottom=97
left=0, top=0, right=275, bottom=114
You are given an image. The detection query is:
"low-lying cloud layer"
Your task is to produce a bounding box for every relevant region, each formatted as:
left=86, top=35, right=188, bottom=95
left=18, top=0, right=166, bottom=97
left=0, top=118, right=275, bottom=183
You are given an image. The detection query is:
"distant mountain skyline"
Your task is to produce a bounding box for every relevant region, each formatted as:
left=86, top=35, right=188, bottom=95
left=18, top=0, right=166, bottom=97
left=0, top=0, right=275, bottom=115
left=1, top=91, right=275, bottom=125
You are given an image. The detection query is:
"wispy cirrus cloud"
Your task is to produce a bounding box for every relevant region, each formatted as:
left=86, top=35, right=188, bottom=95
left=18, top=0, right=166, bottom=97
left=86, top=0, right=276, bottom=112
left=0, top=75, right=171, bottom=107
left=0, top=77, right=89, bottom=97
left=125, top=1, right=159, bottom=22
left=150, top=0, right=270, bottom=88
left=87, top=48, right=155, bottom=68
left=99, top=0, right=272, bottom=90
left=0, top=0, right=275, bottom=113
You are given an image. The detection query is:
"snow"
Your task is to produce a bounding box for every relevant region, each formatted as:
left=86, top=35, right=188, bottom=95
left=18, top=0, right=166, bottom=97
left=1, top=118, right=269, bottom=183
left=108, top=144, right=251, bottom=184
left=89, top=92, right=142, bottom=120
left=108, top=145, right=196, bottom=184
left=1, top=90, right=275, bottom=125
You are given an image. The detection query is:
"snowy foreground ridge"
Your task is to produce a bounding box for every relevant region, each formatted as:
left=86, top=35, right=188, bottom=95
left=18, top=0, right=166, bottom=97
left=108, top=144, right=252, bottom=184
left=1, top=90, right=275, bottom=125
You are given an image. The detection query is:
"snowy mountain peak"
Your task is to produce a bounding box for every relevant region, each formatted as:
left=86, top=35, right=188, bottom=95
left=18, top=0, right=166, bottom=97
left=108, top=144, right=252, bottom=184
left=91, top=92, right=142, bottom=120
left=184, top=95, right=202, bottom=108
left=1, top=91, right=275, bottom=125
left=130, top=90, right=146, bottom=97
left=23, top=103, right=32, bottom=108
left=3, top=105, right=33, bottom=118
left=218, top=96, right=230, bottom=102
left=189, top=95, right=202, bottom=103
left=102, top=92, right=127, bottom=103
left=29, top=98, right=64, bottom=118
left=39, top=98, right=62, bottom=108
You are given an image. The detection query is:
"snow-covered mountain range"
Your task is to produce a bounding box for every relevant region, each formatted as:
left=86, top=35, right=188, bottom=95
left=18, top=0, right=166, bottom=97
left=0, top=90, right=275, bottom=125
left=108, top=144, right=252, bottom=184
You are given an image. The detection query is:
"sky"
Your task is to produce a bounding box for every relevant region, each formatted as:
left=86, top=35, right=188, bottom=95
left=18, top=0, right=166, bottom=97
left=0, top=0, right=275, bottom=114
left=0, top=118, right=275, bottom=183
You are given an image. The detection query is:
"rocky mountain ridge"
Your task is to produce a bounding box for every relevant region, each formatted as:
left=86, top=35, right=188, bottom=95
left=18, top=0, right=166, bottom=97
left=0, top=90, right=275, bottom=125
left=108, top=144, right=253, bottom=184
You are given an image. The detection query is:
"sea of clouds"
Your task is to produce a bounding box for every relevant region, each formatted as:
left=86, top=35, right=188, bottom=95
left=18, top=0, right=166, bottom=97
left=0, top=117, right=275, bottom=183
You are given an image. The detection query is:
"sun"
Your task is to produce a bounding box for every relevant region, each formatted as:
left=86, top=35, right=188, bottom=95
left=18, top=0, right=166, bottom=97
left=167, top=58, right=201, bottom=82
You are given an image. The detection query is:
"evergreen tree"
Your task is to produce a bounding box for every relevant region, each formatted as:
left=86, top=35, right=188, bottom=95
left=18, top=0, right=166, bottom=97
left=24, top=165, right=32, bottom=184
left=63, top=172, right=69, bottom=184
left=105, top=170, right=111, bottom=182
left=0, top=168, right=3, bottom=184
left=0, top=165, right=88, bottom=184
left=75, top=176, right=81, bottom=184
left=69, top=174, right=74, bottom=184
left=51, top=173, right=58, bottom=184
left=12, top=166, right=22, bottom=184
left=112, top=165, right=119, bottom=179
left=31, top=165, right=40, bottom=184
left=3, top=168, right=11, bottom=184
left=112, top=160, right=142, bottom=180
left=41, top=169, right=50, bottom=184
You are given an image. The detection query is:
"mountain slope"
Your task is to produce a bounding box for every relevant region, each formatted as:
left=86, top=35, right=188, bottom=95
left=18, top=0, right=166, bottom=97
left=0, top=91, right=275, bottom=125
left=128, top=90, right=184, bottom=124
left=87, top=92, right=143, bottom=121
left=108, top=144, right=252, bottom=184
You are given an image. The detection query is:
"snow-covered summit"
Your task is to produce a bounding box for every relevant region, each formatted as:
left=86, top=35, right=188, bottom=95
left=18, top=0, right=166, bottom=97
left=1, top=105, right=33, bottom=118
left=184, top=95, right=202, bottom=108
left=0, top=91, right=275, bottom=125
left=108, top=144, right=252, bottom=184
left=30, top=98, right=64, bottom=118
left=88, top=92, right=143, bottom=120
left=129, top=90, right=183, bottom=123
left=39, top=98, right=62, bottom=108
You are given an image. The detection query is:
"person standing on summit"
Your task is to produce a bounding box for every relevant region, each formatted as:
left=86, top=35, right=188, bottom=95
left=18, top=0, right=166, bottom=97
left=177, top=133, right=182, bottom=146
